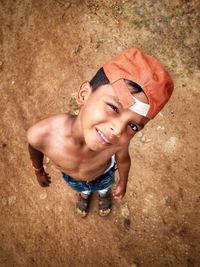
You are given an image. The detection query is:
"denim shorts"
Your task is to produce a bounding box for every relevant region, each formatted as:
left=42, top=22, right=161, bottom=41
left=61, top=166, right=115, bottom=192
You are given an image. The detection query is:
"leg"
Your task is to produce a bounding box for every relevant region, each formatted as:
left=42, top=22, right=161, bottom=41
left=98, top=187, right=110, bottom=197
left=61, top=172, right=92, bottom=217
left=96, top=167, right=115, bottom=217
left=98, top=186, right=112, bottom=217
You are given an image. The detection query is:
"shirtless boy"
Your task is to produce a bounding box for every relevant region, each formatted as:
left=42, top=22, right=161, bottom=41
left=27, top=48, right=174, bottom=217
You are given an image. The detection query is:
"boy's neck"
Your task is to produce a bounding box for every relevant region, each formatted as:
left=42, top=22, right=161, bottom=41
left=70, top=114, right=86, bottom=147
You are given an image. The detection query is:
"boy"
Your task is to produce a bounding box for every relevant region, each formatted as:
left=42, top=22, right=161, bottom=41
left=27, top=48, right=174, bottom=217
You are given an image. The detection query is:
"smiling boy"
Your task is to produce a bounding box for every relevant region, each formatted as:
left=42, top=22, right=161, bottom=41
left=27, top=48, right=174, bottom=217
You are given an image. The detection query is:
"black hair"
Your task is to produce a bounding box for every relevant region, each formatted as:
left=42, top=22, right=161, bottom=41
left=89, top=67, right=143, bottom=92
left=89, top=68, right=109, bottom=91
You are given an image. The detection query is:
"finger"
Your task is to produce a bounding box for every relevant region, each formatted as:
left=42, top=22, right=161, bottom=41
left=114, top=196, right=122, bottom=201
left=114, top=191, right=120, bottom=197
left=113, top=190, right=120, bottom=196
left=113, top=193, right=120, bottom=199
left=42, top=178, right=50, bottom=186
left=46, top=174, right=51, bottom=179
left=114, top=194, right=122, bottom=200
left=45, top=178, right=51, bottom=184
left=42, top=181, right=49, bottom=187
left=40, top=181, right=47, bottom=187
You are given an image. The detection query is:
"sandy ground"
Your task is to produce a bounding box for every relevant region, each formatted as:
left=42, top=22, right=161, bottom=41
left=0, top=0, right=200, bottom=266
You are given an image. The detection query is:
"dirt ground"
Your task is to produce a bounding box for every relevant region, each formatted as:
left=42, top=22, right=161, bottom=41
left=0, top=0, right=200, bottom=266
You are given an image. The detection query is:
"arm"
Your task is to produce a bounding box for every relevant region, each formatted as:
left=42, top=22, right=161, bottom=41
left=113, top=143, right=131, bottom=200
left=28, top=144, right=44, bottom=170
left=27, top=120, right=51, bottom=187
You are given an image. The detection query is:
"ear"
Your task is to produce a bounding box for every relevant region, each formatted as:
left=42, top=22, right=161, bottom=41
left=76, top=81, right=92, bottom=106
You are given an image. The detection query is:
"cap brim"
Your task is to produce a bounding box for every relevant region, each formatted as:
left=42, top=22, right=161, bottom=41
left=111, top=79, right=135, bottom=109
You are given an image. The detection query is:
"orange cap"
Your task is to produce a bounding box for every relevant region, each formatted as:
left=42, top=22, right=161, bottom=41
left=103, top=48, right=174, bottom=119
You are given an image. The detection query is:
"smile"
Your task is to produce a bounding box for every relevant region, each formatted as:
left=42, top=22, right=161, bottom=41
left=96, top=129, right=110, bottom=144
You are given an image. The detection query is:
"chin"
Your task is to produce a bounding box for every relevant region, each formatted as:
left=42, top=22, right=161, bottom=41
left=84, top=137, right=103, bottom=152
left=86, top=141, right=101, bottom=152
left=84, top=129, right=109, bottom=151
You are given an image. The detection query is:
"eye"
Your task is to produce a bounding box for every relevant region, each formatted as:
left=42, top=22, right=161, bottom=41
left=129, top=122, right=138, bottom=132
left=107, top=103, right=119, bottom=113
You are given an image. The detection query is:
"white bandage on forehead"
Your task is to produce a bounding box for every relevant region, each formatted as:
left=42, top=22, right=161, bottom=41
left=129, top=95, right=150, bottom=117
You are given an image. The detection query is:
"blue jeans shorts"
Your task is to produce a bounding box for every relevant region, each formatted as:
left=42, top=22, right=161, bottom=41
left=61, top=166, right=115, bottom=193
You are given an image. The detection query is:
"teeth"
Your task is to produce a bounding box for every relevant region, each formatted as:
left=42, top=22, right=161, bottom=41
left=97, top=130, right=110, bottom=143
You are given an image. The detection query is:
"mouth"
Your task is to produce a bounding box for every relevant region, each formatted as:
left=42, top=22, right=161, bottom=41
left=96, top=129, right=111, bottom=145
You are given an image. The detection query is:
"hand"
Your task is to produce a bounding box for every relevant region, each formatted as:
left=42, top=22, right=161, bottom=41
left=35, top=169, right=51, bottom=187
left=112, top=181, right=127, bottom=200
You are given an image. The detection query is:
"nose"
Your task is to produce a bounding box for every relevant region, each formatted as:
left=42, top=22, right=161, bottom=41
left=110, top=119, right=125, bottom=137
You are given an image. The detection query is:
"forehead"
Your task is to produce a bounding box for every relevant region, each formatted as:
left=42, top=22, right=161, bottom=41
left=90, top=83, right=118, bottom=100
left=92, top=82, right=148, bottom=104
left=90, top=84, right=149, bottom=127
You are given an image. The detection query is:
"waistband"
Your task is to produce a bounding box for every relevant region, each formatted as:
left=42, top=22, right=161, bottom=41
left=103, top=155, right=115, bottom=174
left=62, top=155, right=116, bottom=184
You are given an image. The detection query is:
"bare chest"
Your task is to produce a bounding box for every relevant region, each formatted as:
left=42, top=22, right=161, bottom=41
left=45, top=138, right=116, bottom=181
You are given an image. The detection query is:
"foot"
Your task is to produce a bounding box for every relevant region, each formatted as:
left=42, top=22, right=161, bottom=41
left=98, top=190, right=112, bottom=217
left=76, top=193, right=91, bottom=218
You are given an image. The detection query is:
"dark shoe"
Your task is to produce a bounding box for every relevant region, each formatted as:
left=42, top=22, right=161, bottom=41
left=76, top=193, right=91, bottom=218
left=98, top=189, right=112, bottom=217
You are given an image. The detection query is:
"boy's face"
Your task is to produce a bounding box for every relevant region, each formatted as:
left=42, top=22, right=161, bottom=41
left=78, top=82, right=149, bottom=151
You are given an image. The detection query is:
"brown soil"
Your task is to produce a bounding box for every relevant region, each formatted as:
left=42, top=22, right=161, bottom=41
left=0, top=1, right=200, bottom=267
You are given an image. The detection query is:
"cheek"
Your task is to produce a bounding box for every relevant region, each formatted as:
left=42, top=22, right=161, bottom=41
left=121, top=128, right=136, bottom=142
left=83, top=103, right=107, bottom=125
left=127, top=127, right=137, bottom=137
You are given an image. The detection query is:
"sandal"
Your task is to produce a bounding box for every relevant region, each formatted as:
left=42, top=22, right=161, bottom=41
left=76, top=193, right=91, bottom=218
left=99, top=190, right=112, bottom=217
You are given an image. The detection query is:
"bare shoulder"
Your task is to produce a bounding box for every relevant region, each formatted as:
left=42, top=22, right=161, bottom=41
left=37, top=113, right=73, bottom=131
left=27, top=113, right=73, bottom=149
